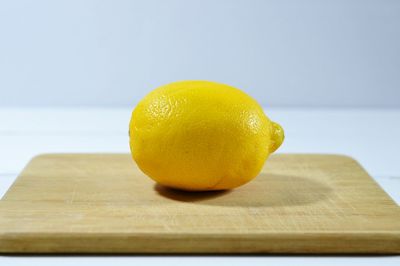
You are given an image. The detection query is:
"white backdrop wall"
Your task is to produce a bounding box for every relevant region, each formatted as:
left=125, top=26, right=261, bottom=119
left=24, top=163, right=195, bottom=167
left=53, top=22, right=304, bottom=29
left=0, top=0, right=399, bottom=107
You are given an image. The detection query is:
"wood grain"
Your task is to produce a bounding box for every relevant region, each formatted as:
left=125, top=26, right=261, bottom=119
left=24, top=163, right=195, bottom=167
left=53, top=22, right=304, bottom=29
left=0, top=154, right=399, bottom=253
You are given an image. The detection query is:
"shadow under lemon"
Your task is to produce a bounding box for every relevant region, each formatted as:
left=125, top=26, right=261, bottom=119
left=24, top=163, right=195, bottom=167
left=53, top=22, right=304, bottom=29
left=155, top=173, right=333, bottom=207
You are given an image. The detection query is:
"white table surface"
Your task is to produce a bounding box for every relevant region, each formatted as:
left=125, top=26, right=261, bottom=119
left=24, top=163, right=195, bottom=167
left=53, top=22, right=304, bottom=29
left=0, top=107, right=399, bottom=265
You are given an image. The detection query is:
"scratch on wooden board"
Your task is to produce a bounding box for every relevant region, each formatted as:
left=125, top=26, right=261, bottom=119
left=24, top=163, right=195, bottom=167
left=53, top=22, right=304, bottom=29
left=68, top=183, right=78, bottom=204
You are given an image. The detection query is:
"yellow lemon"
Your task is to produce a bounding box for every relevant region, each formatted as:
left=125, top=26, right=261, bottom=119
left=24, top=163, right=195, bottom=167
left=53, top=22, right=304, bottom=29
left=129, top=80, right=284, bottom=191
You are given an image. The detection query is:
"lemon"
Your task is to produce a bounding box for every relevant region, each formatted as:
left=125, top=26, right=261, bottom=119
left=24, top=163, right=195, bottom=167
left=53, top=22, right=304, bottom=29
left=129, top=81, right=284, bottom=191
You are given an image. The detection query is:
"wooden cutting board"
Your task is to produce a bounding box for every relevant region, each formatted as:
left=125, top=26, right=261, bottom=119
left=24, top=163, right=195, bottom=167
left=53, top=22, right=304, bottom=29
left=0, top=154, right=399, bottom=254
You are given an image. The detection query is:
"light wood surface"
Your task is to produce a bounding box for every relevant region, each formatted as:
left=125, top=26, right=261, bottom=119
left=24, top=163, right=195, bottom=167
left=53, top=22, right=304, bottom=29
left=0, top=154, right=399, bottom=253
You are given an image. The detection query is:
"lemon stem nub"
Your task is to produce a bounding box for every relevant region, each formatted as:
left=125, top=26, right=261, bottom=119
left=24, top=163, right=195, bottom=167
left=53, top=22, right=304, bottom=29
left=269, top=121, right=284, bottom=153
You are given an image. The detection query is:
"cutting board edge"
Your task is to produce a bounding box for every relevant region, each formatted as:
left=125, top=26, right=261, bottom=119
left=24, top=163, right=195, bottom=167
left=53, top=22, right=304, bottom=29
left=0, top=231, right=399, bottom=254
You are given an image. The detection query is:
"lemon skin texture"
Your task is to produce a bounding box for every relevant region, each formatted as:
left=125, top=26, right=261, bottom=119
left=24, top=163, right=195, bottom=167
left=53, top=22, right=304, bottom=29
left=129, top=81, right=284, bottom=191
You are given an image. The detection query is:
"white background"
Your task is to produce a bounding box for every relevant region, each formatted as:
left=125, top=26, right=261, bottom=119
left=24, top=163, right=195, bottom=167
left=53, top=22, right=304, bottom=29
left=0, top=0, right=399, bottom=107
